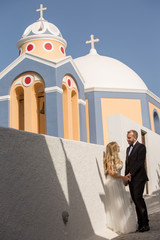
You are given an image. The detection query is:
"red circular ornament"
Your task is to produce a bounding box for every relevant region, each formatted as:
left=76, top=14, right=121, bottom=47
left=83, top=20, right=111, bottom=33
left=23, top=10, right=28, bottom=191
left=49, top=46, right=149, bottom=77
left=43, top=42, right=53, bottom=52
left=27, top=44, right=34, bottom=52
left=60, top=46, right=64, bottom=54
left=67, top=79, right=71, bottom=87
left=24, top=77, right=31, bottom=85
left=44, top=43, right=52, bottom=50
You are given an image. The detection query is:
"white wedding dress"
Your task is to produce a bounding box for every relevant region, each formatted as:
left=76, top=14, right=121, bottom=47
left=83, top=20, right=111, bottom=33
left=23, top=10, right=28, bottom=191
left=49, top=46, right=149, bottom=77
left=104, top=162, right=137, bottom=234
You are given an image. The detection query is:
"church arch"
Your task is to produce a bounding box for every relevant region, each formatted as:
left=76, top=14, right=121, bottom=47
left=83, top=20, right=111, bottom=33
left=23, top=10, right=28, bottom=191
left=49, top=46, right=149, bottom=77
left=10, top=72, right=46, bottom=134
left=34, top=82, right=46, bottom=134
left=62, top=75, right=80, bottom=140
left=153, top=110, right=160, bottom=134
left=71, top=89, right=79, bottom=140
left=10, top=86, right=24, bottom=130
left=62, top=84, right=69, bottom=138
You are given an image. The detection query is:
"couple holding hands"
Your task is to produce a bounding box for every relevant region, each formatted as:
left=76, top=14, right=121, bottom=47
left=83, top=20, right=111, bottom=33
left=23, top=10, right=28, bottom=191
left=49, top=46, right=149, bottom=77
left=104, top=130, right=149, bottom=234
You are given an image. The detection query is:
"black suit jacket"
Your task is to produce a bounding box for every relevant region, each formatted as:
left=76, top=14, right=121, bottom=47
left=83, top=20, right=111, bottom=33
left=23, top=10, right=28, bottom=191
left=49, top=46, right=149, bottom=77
left=125, top=141, right=148, bottom=182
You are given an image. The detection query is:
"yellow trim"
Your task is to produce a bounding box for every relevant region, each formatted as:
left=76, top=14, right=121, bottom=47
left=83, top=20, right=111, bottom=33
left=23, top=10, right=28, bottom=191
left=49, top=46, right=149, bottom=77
left=62, top=75, right=80, bottom=141
left=101, top=98, right=142, bottom=145
left=71, top=90, right=80, bottom=140
left=62, top=84, right=69, bottom=138
left=85, top=99, right=90, bottom=143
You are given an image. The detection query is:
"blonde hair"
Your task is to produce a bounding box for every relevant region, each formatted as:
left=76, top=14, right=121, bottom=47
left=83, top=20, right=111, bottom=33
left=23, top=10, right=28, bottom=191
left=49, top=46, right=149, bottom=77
left=103, top=142, right=120, bottom=175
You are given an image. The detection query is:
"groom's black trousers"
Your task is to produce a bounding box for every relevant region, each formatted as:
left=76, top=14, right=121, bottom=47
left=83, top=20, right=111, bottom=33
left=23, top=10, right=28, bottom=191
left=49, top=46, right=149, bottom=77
left=129, top=180, right=149, bottom=227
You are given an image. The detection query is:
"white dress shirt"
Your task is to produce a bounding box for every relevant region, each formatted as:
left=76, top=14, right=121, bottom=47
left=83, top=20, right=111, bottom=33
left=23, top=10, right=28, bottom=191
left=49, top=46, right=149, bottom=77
left=128, top=141, right=137, bottom=156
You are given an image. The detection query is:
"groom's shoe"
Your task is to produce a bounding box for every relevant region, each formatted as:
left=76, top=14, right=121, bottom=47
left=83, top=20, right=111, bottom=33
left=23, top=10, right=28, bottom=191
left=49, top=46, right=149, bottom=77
left=135, top=226, right=141, bottom=232
left=139, top=225, right=150, bottom=232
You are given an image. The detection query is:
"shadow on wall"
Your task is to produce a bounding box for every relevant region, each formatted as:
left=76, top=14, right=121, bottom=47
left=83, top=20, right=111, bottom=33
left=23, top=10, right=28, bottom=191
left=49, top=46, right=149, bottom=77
left=96, top=158, right=106, bottom=213
left=59, top=139, right=107, bottom=240
left=156, top=163, right=160, bottom=189
left=0, top=127, right=106, bottom=240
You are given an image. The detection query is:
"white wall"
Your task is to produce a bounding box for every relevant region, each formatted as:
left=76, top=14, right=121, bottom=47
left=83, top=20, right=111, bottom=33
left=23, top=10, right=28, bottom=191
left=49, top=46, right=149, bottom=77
left=108, top=114, right=160, bottom=194
left=0, top=120, right=160, bottom=240
left=0, top=127, right=117, bottom=240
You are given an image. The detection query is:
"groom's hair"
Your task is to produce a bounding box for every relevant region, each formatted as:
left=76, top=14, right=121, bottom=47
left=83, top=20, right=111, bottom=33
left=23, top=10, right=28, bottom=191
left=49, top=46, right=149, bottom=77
left=127, top=130, right=138, bottom=139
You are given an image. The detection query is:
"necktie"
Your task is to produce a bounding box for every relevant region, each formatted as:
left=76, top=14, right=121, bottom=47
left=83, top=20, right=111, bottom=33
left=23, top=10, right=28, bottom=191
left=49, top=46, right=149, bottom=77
left=128, top=144, right=133, bottom=156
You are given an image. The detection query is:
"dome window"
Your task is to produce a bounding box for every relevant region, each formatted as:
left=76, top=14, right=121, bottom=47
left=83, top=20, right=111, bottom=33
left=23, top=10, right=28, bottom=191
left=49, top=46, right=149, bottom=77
left=59, top=45, right=65, bottom=55
left=43, top=41, right=54, bottom=52
left=26, top=43, right=35, bottom=53
left=23, top=75, right=33, bottom=87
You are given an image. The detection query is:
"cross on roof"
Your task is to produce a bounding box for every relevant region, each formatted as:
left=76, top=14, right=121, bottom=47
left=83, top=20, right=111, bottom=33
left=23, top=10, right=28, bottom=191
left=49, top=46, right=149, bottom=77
left=36, top=4, right=47, bottom=20
left=86, top=34, right=99, bottom=50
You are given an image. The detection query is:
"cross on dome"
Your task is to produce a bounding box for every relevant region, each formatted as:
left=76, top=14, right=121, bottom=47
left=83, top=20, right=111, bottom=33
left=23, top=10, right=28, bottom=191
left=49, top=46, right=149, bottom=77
left=36, top=4, right=47, bottom=20
left=86, top=34, right=99, bottom=51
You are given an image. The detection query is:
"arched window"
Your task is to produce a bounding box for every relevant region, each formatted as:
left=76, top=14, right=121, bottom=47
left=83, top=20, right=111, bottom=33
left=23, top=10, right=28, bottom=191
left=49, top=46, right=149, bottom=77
left=62, top=75, right=80, bottom=141
left=62, top=84, right=69, bottom=138
left=10, top=86, right=24, bottom=130
left=71, top=90, right=79, bottom=140
left=16, top=87, right=24, bottom=130
left=34, top=82, right=46, bottom=134
left=153, top=110, right=160, bottom=134
left=10, top=73, right=46, bottom=134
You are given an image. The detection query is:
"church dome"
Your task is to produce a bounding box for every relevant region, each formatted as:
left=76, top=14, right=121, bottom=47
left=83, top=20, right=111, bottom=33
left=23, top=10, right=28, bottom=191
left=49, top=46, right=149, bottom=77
left=74, top=49, right=148, bottom=91
left=17, top=19, right=67, bottom=48
left=17, top=5, right=67, bottom=59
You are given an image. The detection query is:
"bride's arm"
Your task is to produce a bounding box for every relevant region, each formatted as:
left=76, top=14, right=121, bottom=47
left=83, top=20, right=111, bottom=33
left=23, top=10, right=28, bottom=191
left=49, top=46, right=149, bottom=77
left=108, top=163, right=129, bottom=182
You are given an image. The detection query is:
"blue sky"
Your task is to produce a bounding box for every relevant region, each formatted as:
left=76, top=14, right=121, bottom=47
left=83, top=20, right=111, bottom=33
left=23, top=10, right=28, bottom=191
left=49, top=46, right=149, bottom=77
left=0, top=0, right=160, bottom=97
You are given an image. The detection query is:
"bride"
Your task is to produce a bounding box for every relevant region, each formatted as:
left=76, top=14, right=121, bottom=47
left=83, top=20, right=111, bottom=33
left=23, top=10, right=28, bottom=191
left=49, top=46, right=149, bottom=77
left=103, top=142, right=137, bottom=234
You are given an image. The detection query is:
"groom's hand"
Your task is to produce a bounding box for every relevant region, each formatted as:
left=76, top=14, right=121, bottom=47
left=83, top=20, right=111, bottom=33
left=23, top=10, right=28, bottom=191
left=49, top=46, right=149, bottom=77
left=126, top=173, right=132, bottom=182
left=123, top=175, right=129, bottom=186
left=123, top=173, right=132, bottom=186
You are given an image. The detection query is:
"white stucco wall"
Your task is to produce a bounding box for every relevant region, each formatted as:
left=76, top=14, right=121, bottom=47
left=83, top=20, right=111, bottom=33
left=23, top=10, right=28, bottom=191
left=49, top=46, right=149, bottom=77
left=0, top=127, right=117, bottom=240
left=0, top=121, right=159, bottom=240
left=108, top=114, right=160, bottom=194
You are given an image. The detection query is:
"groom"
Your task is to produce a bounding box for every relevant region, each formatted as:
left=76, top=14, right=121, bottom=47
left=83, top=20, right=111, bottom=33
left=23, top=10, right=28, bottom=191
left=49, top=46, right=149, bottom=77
left=124, top=130, right=150, bottom=232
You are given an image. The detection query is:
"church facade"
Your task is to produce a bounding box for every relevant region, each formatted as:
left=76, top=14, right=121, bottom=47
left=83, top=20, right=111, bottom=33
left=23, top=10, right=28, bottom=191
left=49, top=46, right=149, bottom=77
left=0, top=4, right=160, bottom=145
